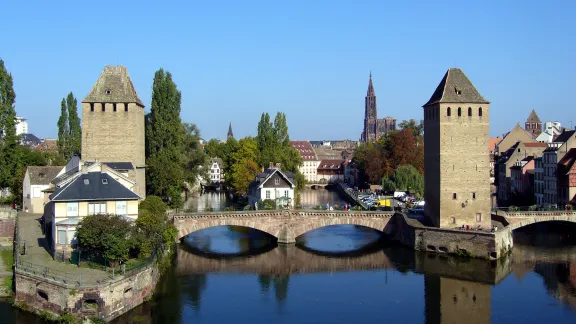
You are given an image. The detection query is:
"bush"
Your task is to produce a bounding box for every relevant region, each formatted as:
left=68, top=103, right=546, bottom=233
left=259, top=199, right=276, bottom=210
left=139, top=195, right=169, bottom=215
left=76, top=214, right=133, bottom=267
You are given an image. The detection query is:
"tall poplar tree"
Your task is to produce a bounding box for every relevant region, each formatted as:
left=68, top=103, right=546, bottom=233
left=56, top=92, right=81, bottom=160
left=0, top=59, right=20, bottom=192
left=146, top=69, right=184, bottom=207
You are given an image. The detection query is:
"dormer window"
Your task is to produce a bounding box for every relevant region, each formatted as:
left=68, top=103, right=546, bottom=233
left=102, top=178, right=108, bottom=184
left=105, top=89, right=111, bottom=95
left=454, top=87, right=462, bottom=95
left=84, top=179, right=90, bottom=185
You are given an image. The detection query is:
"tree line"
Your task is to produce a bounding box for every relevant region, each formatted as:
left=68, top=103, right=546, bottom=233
left=353, top=119, right=424, bottom=196
left=204, top=112, right=305, bottom=197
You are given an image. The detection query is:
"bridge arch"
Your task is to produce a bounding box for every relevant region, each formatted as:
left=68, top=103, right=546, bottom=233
left=177, top=219, right=281, bottom=241
left=507, top=213, right=576, bottom=231
left=289, top=214, right=392, bottom=241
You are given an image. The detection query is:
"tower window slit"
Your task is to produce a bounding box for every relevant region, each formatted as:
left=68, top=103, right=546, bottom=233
left=90, top=103, right=94, bottom=112
left=125, top=103, right=129, bottom=112
left=113, top=103, right=117, bottom=112
left=479, top=107, right=483, bottom=117
left=102, top=103, right=105, bottom=112
left=457, top=107, right=461, bottom=117
left=468, top=107, right=472, bottom=116
left=447, top=107, right=451, bottom=117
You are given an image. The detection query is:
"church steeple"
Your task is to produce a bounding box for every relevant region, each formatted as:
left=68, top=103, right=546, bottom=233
left=227, top=122, right=234, bottom=139
left=367, top=71, right=375, bottom=96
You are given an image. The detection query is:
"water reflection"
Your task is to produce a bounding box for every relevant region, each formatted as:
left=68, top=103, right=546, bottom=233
left=182, top=191, right=235, bottom=212
left=299, top=188, right=347, bottom=209
left=101, top=227, right=576, bottom=323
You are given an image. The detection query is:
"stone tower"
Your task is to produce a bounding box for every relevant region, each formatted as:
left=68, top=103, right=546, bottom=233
left=81, top=66, right=146, bottom=199
left=525, top=109, right=542, bottom=138
left=227, top=122, right=234, bottom=139
left=422, top=68, right=490, bottom=229
left=361, top=72, right=378, bottom=142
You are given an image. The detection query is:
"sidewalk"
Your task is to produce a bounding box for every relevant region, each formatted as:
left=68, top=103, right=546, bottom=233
left=17, top=212, right=111, bottom=284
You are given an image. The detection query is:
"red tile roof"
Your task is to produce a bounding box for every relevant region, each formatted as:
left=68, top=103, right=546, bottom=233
left=489, top=138, right=502, bottom=152
left=290, top=141, right=317, bottom=161
left=317, top=159, right=344, bottom=170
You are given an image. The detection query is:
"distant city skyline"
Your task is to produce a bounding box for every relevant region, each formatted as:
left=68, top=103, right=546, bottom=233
left=3, top=1, right=575, bottom=140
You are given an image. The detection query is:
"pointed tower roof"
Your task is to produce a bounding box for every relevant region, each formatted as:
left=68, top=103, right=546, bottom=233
left=526, top=109, right=541, bottom=123
left=367, top=71, right=375, bottom=96
left=83, top=66, right=144, bottom=107
left=423, top=68, right=489, bottom=107
left=227, top=122, right=234, bottom=138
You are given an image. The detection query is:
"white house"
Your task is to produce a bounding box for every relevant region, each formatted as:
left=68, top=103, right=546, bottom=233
left=209, top=158, right=225, bottom=183
left=248, top=163, right=295, bottom=209
left=290, top=141, right=320, bottom=183
left=44, top=161, right=141, bottom=253
left=22, top=166, right=64, bottom=213
left=15, top=116, right=28, bottom=135
left=536, top=121, right=564, bottom=143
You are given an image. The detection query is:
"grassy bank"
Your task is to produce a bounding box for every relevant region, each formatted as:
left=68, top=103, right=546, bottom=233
left=0, top=248, right=14, bottom=292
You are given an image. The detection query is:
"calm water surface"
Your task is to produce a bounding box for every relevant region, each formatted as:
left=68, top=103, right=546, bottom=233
left=2, top=191, right=576, bottom=323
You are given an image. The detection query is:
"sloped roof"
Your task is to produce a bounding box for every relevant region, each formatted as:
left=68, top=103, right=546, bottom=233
left=82, top=66, right=144, bottom=107
left=290, top=141, right=317, bottom=161
left=423, top=68, right=489, bottom=107
left=526, top=109, right=541, bottom=123
left=317, top=159, right=345, bottom=170
left=558, top=148, right=576, bottom=171
left=249, top=168, right=295, bottom=191
left=103, top=162, right=134, bottom=171
left=51, top=172, right=140, bottom=202
left=553, top=130, right=576, bottom=144
left=21, top=133, right=41, bottom=145
left=489, top=138, right=502, bottom=152
left=27, top=166, right=64, bottom=185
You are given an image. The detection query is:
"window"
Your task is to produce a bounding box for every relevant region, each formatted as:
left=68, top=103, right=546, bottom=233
left=66, top=202, right=79, bottom=217
left=32, top=187, right=42, bottom=198
left=275, top=178, right=280, bottom=185
left=125, top=103, right=129, bottom=112
left=88, top=202, right=106, bottom=215
left=105, top=89, right=111, bottom=95
left=457, top=107, right=461, bottom=117
left=90, top=103, right=94, bottom=112
left=102, top=103, right=106, bottom=112
left=452, top=193, right=457, bottom=200
left=447, top=107, right=451, bottom=116
left=468, top=107, right=472, bottom=116
left=58, top=229, right=67, bottom=245
left=113, top=103, right=117, bottom=112
left=284, top=190, right=289, bottom=197
left=102, top=178, right=108, bottom=184
left=472, top=192, right=476, bottom=199
left=116, top=201, right=127, bottom=215
left=476, top=213, right=482, bottom=222
left=265, top=190, right=270, bottom=199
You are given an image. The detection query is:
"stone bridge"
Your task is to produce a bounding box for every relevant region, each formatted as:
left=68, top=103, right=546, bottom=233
left=502, top=211, right=576, bottom=230
left=172, top=210, right=395, bottom=244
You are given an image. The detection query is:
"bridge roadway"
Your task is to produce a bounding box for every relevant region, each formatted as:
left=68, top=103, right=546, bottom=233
left=173, top=210, right=394, bottom=244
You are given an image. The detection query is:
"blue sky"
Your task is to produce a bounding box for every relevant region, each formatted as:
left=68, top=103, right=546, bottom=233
left=2, top=0, right=575, bottom=140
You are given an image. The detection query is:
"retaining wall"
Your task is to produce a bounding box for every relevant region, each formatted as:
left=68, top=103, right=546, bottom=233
left=15, top=264, right=160, bottom=322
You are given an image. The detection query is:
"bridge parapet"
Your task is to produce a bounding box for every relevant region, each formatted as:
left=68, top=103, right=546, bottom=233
left=504, top=212, right=576, bottom=230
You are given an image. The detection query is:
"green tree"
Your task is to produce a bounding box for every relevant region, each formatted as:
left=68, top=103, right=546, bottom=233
left=135, top=195, right=176, bottom=258
left=0, top=59, right=20, bottom=194
left=146, top=69, right=184, bottom=207
left=381, top=177, right=396, bottom=192
left=228, top=137, right=260, bottom=194
left=389, top=165, right=423, bottom=196
left=76, top=214, right=133, bottom=267
left=66, top=93, right=81, bottom=158
left=57, top=99, right=68, bottom=157
left=182, top=123, right=208, bottom=186
left=57, top=92, right=81, bottom=160
left=204, top=138, right=225, bottom=160
left=398, top=119, right=424, bottom=137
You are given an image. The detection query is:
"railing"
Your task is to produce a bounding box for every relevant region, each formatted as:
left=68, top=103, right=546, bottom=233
left=492, top=205, right=573, bottom=213
left=15, top=260, right=113, bottom=286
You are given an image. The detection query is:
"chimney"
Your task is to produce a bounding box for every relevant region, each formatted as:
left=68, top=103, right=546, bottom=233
left=269, top=162, right=274, bottom=169
left=275, top=163, right=281, bottom=170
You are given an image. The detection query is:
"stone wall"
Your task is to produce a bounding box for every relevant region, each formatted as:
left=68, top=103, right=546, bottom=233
left=385, top=212, right=512, bottom=260
left=15, top=264, right=159, bottom=322
left=0, top=209, right=16, bottom=246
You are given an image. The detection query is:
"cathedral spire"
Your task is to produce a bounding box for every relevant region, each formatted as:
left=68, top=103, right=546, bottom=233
left=367, top=71, right=375, bottom=96
left=227, top=122, right=234, bottom=139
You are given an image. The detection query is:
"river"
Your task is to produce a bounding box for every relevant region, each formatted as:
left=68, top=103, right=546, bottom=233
left=2, top=189, right=576, bottom=323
